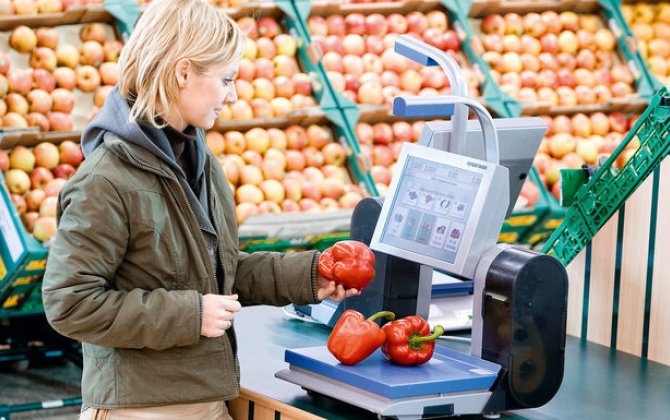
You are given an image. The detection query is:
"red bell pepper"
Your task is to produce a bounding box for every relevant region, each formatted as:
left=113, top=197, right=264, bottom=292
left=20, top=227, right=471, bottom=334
left=318, top=240, right=376, bottom=290
left=381, top=316, right=445, bottom=366
left=327, top=309, right=396, bottom=365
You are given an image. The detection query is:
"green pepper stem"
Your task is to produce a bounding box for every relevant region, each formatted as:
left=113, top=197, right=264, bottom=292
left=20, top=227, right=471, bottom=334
left=409, top=325, right=445, bottom=349
left=367, top=311, right=396, bottom=323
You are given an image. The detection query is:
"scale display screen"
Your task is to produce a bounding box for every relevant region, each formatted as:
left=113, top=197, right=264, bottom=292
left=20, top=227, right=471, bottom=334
left=380, top=156, right=482, bottom=264
left=371, top=142, right=507, bottom=277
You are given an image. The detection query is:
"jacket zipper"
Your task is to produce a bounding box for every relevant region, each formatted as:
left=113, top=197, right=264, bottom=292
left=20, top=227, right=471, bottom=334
left=206, top=162, right=239, bottom=381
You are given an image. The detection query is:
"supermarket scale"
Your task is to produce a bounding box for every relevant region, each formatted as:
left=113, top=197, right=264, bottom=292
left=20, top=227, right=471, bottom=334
left=277, top=36, right=568, bottom=418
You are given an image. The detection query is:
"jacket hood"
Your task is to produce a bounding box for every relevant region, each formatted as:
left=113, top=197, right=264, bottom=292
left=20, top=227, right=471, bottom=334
left=80, top=86, right=206, bottom=183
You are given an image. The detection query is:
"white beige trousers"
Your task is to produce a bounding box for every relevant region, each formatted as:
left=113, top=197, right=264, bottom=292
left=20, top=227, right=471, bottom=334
left=79, top=401, right=234, bottom=420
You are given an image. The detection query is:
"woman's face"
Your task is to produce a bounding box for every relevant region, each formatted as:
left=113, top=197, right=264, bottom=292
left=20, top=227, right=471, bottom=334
left=176, top=60, right=238, bottom=130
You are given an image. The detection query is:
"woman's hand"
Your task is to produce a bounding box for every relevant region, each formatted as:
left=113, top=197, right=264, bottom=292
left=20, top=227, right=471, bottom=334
left=317, top=275, right=361, bottom=302
left=201, top=294, right=241, bottom=337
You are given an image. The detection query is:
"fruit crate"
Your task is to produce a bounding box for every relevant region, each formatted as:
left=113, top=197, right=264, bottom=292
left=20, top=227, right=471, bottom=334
left=542, top=85, right=670, bottom=265
left=0, top=172, right=47, bottom=315
left=0, top=1, right=138, bottom=34
left=213, top=2, right=332, bottom=132
left=0, top=17, right=130, bottom=146
left=498, top=167, right=550, bottom=244
left=616, top=0, right=670, bottom=90
left=288, top=0, right=485, bottom=119
left=457, top=0, right=653, bottom=118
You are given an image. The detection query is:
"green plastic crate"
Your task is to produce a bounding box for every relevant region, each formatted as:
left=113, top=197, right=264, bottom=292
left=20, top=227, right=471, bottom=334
left=542, top=86, right=670, bottom=265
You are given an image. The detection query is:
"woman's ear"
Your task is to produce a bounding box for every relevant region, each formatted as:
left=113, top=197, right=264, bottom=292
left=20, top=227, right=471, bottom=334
left=175, top=58, right=191, bottom=88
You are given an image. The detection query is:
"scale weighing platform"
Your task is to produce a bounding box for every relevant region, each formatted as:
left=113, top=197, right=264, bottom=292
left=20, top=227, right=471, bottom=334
left=278, top=35, right=568, bottom=419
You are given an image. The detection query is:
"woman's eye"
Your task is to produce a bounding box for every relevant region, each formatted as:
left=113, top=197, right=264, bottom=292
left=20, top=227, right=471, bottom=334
left=222, top=79, right=234, bottom=86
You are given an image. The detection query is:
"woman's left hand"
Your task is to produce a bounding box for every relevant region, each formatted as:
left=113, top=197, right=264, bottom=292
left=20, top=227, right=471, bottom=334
left=317, top=275, right=361, bottom=302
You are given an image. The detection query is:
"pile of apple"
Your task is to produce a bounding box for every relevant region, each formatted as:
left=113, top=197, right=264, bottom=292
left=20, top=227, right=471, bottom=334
left=532, top=112, right=637, bottom=199
left=354, top=119, right=425, bottom=195
left=306, top=10, right=480, bottom=107
left=622, top=2, right=670, bottom=85
left=1, top=22, right=122, bottom=131
left=0, top=140, right=83, bottom=242
left=0, top=0, right=103, bottom=16
left=217, top=16, right=316, bottom=122
left=205, top=124, right=364, bottom=224
left=478, top=11, right=636, bottom=106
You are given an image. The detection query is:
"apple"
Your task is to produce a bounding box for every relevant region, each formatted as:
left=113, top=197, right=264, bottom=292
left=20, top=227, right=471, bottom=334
left=102, top=39, right=124, bottom=62
left=325, top=15, right=345, bottom=37
left=235, top=202, right=260, bottom=224
left=36, top=0, right=62, bottom=13
left=26, top=189, right=46, bottom=212
left=339, top=191, right=363, bottom=209
left=30, top=166, right=54, bottom=190
left=9, top=145, right=35, bottom=172
left=357, top=82, right=383, bottom=105
left=0, top=150, right=9, bottom=171
left=50, top=88, right=75, bottom=113
left=8, top=69, right=33, bottom=95
left=259, top=179, right=285, bottom=204
left=388, top=13, right=408, bottom=34
left=58, top=140, right=83, bottom=166
left=257, top=17, right=281, bottom=38
left=236, top=184, right=264, bottom=205
left=99, top=61, right=118, bottom=85
left=29, top=69, right=54, bottom=93
left=27, top=89, right=53, bottom=114
left=53, top=162, right=76, bottom=179
left=35, top=27, right=59, bottom=49
left=38, top=195, right=58, bottom=218
left=33, top=217, right=57, bottom=242
left=76, top=65, right=101, bottom=92
left=80, top=22, right=107, bottom=44
left=482, top=14, right=505, bottom=35
left=52, top=67, right=76, bottom=90
left=0, top=0, right=15, bottom=15
left=46, top=112, right=72, bottom=131
left=10, top=26, right=37, bottom=53
left=5, top=169, right=31, bottom=194
left=94, top=85, right=113, bottom=108
left=56, top=44, right=79, bottom=68
left=32, top=142, right=60, bottom=170
left=3, top=112, right=29, bottom=128
left=6, top=93, right=29, bottom=116
left=80, top=41, right=104, bottom=67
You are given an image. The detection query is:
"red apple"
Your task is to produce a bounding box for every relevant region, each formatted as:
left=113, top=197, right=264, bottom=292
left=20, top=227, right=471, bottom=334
left=80, top=22, right=107, bottom=43
left=26, top=111, right=49, bottom=132
left=33, top=216, right=57, bottom=242
left=79, top=41, right=104, bottom=67
left=50, top=88, right=75, bottom=113
left=26, top=189, right=46, bottom=212
left=102, top=39, right=124, bottom=62
left=53, top=163, right=76, bottom=179
left=99, top=61, right=118, bottom=85
left=3, top=112, right=29, bottom=128
left=387, top=14, right=408, bottom=34
left=7, top=69, right=33, bottom=95
left=35, top=27, right=59, bottom=49
left=58, top=140, right=83, bottom=166
left=48, top=112, right=73, bottom=131
left=344, top=13, right=367, bottom=35
left=30, top=166, right=54, bottom=190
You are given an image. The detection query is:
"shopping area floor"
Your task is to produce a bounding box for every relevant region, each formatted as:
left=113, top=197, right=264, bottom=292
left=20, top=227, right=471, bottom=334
left=0, top=361, right=82, bottom=419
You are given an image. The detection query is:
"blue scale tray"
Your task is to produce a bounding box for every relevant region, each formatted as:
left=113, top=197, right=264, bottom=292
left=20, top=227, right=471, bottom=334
left=285, top=345, right=501, bottom=399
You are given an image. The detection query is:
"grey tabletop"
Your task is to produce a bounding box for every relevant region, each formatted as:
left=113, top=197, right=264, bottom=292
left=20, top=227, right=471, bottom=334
left=236, top=305, right=670, bottom=420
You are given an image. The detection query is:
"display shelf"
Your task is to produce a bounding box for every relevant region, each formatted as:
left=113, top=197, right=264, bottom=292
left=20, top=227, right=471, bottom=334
left=456, top=0, right=653, bottom=117
left=542, top=86, right=670, bottom=265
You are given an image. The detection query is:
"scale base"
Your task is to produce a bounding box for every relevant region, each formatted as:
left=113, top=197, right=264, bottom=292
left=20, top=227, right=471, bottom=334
left=276, top=367, right=498, bottom=419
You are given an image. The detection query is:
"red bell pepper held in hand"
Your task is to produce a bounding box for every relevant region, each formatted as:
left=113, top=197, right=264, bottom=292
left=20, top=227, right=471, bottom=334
left=318, top=240, right=376, bottom=290
left=327, top=309, right=396, bottom=365
left=381, top=316, right=445, bottom=366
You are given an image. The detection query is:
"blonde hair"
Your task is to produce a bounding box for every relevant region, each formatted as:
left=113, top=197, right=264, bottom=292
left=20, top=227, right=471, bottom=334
left=119, top=0, right=244, bottom=127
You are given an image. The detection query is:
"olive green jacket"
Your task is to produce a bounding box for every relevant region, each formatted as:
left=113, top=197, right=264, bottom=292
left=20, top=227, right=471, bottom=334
left=42, top=133, right=320, bottom=408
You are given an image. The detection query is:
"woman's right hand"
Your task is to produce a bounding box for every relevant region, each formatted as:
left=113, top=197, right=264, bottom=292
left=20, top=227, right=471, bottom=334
left=201, top=294, right=241, bottom=337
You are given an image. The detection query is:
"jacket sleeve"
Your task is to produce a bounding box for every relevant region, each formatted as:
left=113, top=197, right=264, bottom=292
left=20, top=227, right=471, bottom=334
left=234, top=250, right=320, bottom=307
left=42, top=172, right=201, bottom=351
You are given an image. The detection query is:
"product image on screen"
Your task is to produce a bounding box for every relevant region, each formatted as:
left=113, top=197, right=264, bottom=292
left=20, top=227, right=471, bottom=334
left=381, top=156, right=482, bottom=264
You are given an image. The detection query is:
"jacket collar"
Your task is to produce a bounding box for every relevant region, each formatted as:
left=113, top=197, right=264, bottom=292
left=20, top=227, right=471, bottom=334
left=103, top=132, right=177, bottom=180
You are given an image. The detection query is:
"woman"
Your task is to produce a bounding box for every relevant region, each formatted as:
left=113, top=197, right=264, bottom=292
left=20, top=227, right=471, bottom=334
left=42, top=1, right=362, bottom=418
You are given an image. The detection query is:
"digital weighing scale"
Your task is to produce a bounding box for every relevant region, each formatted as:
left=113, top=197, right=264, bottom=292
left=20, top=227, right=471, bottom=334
left=277, top=35, right=568, bottom=419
